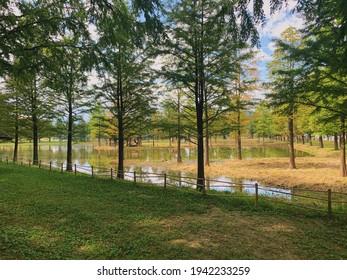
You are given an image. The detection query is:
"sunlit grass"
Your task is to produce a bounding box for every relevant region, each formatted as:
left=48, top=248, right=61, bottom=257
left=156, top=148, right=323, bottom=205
left=0, top=163, right=346, bottom=260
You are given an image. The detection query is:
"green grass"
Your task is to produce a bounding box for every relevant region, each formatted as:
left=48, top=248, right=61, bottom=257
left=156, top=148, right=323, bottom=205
left=0, top=163, right=346, bottom=260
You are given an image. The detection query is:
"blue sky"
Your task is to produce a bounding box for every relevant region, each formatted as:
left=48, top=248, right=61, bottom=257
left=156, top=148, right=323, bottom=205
left=255, top=0, right=304, bottom=82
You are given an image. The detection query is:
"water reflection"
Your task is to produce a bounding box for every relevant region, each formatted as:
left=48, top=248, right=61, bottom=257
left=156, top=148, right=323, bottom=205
left=0, top=143, right=311, bottom=200
left=125, top=165, right=292, bottom=200
left=0, top=143, right=313, bottom=168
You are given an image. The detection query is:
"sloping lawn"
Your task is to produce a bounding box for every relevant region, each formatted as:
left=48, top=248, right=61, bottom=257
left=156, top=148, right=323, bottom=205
left=0, top=163, right=346, bottom=259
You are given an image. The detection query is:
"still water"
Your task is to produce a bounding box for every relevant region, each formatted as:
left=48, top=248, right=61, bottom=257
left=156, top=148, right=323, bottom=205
left=0, top=143, right=312, bottom=169
left=125, top=165, right=293, bottom=200
left=0, top=143, right=313, bottom=200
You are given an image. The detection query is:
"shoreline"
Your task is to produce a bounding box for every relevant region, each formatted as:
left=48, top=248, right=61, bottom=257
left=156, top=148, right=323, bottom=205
left=2, top=140, right=346, bottom=192
left=125, top=143, right=347, bottom=192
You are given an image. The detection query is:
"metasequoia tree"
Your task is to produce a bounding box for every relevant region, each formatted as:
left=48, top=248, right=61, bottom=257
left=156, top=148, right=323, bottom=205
left=94, top=2, right=156, bottom=179
left=1, top=0, right=89, bottom=164
left=2, top=75, right=22, bottom=161
left=283, top=0, right=347, bottom=176
left=227, top=50, right=258, bottom=160
left=267, top=27, right=302, bottom=169
left=45, top=46, right=92, bottom=171
left=162, top=0, right=267, bottom=192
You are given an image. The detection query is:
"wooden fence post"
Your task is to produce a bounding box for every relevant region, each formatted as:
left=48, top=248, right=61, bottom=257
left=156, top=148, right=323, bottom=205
left=164, top=173, right=167, bottom=189
left=255, top=183, right=259, bottom=208
left=110, top=168, right=113, bottom=179
left=74, top=164, right=77, bottom=175
left=134, top=171, right=137, bottom=183
left=91, top=166, right=94, bottom=177
left=328, top=189, right=332, bottom=219
left=49, top=162, right=52, bottom=171
left=61, top=163, right=63, bottom=173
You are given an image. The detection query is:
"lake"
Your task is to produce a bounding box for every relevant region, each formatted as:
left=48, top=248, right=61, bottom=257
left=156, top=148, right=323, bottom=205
left=0, top=143, right=313, bottom=169
left=0, top=142, right=313, bottom=199
left=2, top=142, right=338, bottom=207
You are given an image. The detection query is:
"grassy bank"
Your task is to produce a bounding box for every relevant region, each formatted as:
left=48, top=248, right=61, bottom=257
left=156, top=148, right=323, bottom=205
left=0, top=163, right=346, bottom=260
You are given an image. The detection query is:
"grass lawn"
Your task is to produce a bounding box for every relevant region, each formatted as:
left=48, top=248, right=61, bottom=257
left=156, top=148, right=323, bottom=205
left=0, top=163, right=346, bottom=260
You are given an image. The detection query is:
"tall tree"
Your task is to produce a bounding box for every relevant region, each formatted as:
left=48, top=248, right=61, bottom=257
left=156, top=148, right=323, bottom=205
left=45, top=46, right=92, bottom=171
left=163, top=0, right=266, bottom=191
left=283, top=0, right=347, bottom=176
left=267, top=27, right=302, bottom=169
left=227, top=50, right=258, bottom=160
left=3, top=74, right=25, bottom=161
left=94, top=2, right=156, bottom=179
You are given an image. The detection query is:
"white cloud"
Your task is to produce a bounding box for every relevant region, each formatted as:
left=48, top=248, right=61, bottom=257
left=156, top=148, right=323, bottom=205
left=253, top=0, right=305, bottom=84
left=254, top=48, right=272, bottom=62
left=259, top=0, right=305, bottom=39
left=151, top=55, right=165, bottom=71
left=263, top=15, right=305, bottom=38
left=267, top=41, right=276, bottom=52
left=88, top=23, right=100, bottom=42
left=87, top=70, right=100, bottom=87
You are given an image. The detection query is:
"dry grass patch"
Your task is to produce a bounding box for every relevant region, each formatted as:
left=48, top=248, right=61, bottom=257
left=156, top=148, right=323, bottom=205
left=131, top=157, right=347, bottom=192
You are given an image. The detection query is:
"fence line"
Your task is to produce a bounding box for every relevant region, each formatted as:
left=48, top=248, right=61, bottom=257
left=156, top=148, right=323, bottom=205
left=1, top=156, right=346, bottom=218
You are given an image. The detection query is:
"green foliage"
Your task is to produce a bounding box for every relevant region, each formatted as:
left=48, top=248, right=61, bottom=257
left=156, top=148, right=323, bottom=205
left=267, top=27, right=303, bottom=116
left=88, top=105, right=110, bottom=142
left=251, top=102, right=277, bottom=138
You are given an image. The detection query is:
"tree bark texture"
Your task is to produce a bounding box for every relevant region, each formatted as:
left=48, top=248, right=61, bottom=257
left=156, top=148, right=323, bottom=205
left=288, top=117, right=296, bottom=169
left=319, top=135, right=324, bottom=148
left=334, top=133, right=339, bottom=150
left=340, top=115, right=346, bottom=177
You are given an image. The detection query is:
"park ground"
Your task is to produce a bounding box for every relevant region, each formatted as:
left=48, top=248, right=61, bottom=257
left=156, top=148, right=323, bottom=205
left=0, top=163, right=346, bottom=260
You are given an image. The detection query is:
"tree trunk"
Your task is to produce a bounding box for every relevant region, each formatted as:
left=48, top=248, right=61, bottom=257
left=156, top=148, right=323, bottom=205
left=66, top=92, right=73, bottom=172
left=195, top=3, right=205, bottom=193
left=203, top=44, right=210, bottom=166
left=319, top=135, right=324, bottom=148
left=117, top=117, right=124, bottom=179
left=13, top=126, right=19, bottom=162
left=340, top=115, right=346, bottom=177
left=13, top=109, right=19, bottom=162
left=288, top=117, right=296, bottom=169
left=309, top=134, right=313, bottom=146
left=301, top=135, right=305, bottom=145
left=177, top=92, right=182, bottom=163
left=237, top=110, right=242, bottom=160
left=32, top=114, right=39, bottom=165
left=117, top=65, right=124, bottom=179
left=204, top=122, right=210, bottom=166
left=30, top=76, right=39, bottom=165
left=196, top=93, right=205, bottom=191
left=334, top=133, right=339, bottom=150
